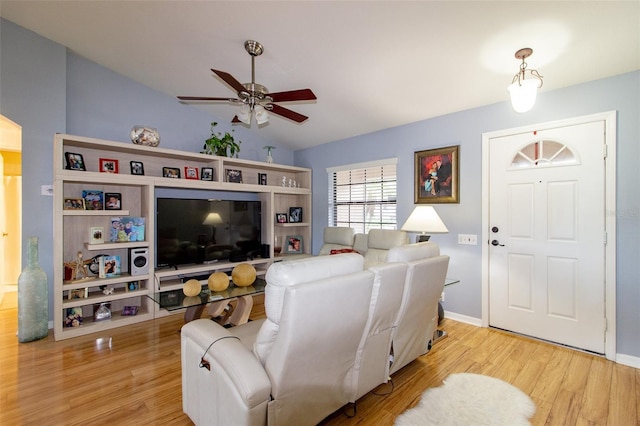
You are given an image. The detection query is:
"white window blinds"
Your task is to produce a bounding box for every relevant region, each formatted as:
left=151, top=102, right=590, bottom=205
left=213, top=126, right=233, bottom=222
left=328, top=160, right=397, bottom=233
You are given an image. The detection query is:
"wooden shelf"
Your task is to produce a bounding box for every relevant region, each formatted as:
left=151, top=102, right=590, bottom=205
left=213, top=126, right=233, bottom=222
left=53, top=133, right=312, bottom=340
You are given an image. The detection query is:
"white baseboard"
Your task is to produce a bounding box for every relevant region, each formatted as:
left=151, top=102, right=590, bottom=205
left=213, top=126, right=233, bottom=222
left=445, top=311, right=639, bottom=369
left=616, top=353, right=640, bottom=369
left=443, top=311, right=482, bottom=327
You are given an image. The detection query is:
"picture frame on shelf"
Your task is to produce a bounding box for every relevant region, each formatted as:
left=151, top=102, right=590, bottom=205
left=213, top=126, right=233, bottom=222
left=63, top=198, right=85, bottom=210
left=414, top=145, right=460, bottom=204
left=258, top=173, right=267, bottom=185
left=109, top=217, right=145, bottom=242
left=289, top=207, right=303, bottom=223
left=82, top=189, right=104, bottom=210
left=99, top=255, right=121, bottom=278
left=63, top=307, right=83, bottom=327
left=89, top=226, right=104, bottom=244
left=99, top=158, right=119, bottom=174
left=225, top=169, right=243, bottom=183
left=105, top=192, right=122, bottom=210
left=275, top=213, right=288, bottom=223
left=284, top=235, right=303, bottom=254
left=64, top=152, right=86, bottom=171
left=67, top=288, right=88, bottom=300
left=121, top=305, right=139, bottom=316
left=163, top=166, right=180, bottom=178
left=184, top=166, right=199, bottom=180
left=201, top=167, right=214, bottom=181
left=130, top=161, right=144, bottom=175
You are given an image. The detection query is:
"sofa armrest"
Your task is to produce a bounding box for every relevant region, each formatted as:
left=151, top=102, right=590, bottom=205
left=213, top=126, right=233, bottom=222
left=181, top=319, right=271, bottom=426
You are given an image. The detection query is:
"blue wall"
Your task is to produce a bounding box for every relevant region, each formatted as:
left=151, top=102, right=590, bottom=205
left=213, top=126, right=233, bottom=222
left=2, top=18, right=638, bottom=360
left=0, top=18, right=291, bottom=322
left=295, top=72, right=640, bottom=358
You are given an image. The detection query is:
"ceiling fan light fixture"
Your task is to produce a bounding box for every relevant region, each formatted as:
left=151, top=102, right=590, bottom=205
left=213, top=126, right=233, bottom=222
left=508, top=47, right=543, bottom=113
left=254, top=105, right=269, bottom=124
left=238, top=104, right=251, bottom=124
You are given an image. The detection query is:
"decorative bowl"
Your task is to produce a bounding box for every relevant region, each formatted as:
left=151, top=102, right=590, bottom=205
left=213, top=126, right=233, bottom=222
left=131, top=126, right=160, bottom=147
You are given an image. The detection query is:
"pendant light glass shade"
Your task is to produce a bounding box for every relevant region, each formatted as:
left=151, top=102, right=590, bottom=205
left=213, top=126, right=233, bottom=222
left=508, top=79, right=539, bottom=113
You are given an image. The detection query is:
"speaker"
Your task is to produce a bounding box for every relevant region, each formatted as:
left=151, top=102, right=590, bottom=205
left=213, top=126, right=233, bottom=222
left=129, top=248, right=149, bottom=276
left=260, top=244, right=270, bottom=259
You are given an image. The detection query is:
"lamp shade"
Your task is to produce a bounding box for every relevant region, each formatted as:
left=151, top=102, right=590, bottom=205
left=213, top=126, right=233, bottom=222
left=508, top=79, right=539, bottom=113
left=401, top=206, right=448, bottom=236
left=202, top=212, right=223, bottom=225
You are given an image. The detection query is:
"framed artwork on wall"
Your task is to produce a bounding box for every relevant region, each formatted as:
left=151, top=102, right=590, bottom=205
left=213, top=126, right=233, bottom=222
left=414, top=145, right=459, bottom=204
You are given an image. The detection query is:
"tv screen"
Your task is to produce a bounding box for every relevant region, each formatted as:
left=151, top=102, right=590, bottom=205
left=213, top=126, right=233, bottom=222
left=156, top=198, right=262, bottom=268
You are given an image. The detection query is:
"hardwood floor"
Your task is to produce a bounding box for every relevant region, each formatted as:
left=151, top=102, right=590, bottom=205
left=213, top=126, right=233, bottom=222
left=1, top=298, right=637, bottom=425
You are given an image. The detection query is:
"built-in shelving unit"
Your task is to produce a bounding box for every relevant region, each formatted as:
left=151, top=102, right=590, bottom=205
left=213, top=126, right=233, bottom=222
left=53, top=134, right=311, bottom=340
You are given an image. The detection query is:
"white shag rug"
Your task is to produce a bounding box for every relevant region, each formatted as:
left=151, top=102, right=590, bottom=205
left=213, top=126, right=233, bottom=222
left=395, top=373, right=536, bottom=426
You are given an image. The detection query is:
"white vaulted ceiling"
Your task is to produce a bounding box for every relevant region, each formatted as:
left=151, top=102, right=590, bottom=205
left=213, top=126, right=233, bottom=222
left=1, top=1, right=638, bottom=150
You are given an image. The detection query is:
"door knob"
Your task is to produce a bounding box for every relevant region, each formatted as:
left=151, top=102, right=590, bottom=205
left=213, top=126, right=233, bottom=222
left=491, top=239, right=504, bottom=247
left=2, top=232, right=7, bottom=237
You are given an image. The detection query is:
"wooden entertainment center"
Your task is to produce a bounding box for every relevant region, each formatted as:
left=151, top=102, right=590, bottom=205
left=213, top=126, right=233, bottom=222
left=53, top=134, right=311, bottom=340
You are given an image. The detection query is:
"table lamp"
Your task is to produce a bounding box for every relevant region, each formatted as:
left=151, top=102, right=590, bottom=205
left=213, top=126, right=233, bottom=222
left=400, top=205, right=448, bottom=242
left=202, top=212, right=223, bottom=243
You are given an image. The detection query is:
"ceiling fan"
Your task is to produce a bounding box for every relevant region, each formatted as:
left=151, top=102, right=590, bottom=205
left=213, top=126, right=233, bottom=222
left=178, top=40, right=317, bottom=125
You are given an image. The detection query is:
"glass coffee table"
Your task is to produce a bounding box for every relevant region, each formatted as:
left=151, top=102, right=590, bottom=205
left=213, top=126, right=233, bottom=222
left=150, top=278, right=266, bottom=326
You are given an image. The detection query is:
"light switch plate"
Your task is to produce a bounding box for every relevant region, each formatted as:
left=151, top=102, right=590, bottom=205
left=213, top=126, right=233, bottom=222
left=458, top=234, right=477, bottom=245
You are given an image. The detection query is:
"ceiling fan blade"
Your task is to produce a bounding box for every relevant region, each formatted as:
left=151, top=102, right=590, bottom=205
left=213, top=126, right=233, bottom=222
left=211, top=69, right=247, bottom=94
left=177, top=96, right=235, bottom=102
left=267, top=89, right=317, bottom=103
left=269, top=104, right=309, bottom=123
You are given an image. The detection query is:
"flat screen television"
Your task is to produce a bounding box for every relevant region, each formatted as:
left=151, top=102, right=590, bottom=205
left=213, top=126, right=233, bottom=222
left=156, top=198, right=262, bottom=268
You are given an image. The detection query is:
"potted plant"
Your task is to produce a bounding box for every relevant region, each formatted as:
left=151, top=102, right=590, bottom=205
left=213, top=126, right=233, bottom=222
left=202, top=122, right=241, bottom=157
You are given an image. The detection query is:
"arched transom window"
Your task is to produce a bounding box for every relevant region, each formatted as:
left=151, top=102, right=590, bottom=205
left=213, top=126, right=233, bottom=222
left=510, top=140, right=578, bottom=169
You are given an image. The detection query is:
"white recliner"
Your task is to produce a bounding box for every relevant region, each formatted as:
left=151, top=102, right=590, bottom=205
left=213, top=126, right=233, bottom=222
left=350, top=261, right=408, bottom=401
left=181, top=253, right=376, bottom=426
left=318, top=226, right=356, bottom=255
left=387, top=242, right=449, bottom=374
left=362, top=229, right=408, bottom=268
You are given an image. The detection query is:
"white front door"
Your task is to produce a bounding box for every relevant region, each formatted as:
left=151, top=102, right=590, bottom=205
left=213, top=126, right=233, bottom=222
left=487, top=120, right=607, bottom=354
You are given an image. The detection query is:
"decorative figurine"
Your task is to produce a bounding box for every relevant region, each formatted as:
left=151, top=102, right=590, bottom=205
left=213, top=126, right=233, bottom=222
left=63, top=251, right=95, bottom=283
left=282, top=176, right=287, bottom=187
left=263, top=145, right=275, bottom=164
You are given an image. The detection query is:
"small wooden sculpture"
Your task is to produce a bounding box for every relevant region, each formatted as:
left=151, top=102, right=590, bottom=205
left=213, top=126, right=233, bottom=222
left=64, top=251, right=94, bottom=283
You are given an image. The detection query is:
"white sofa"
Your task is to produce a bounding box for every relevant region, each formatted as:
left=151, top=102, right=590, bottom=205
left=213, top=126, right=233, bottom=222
left=181, top=243, right=447, bottom=425
left=387, top=242, right=449, bottom=374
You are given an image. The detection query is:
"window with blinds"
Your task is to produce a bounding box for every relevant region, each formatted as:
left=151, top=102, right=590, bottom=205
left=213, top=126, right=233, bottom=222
left=328, top=160, right=397, bottom=233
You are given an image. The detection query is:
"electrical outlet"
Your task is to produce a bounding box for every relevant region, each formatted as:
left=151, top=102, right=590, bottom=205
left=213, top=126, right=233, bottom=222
left=41, top=185, right=53, bottom=196
left=458, top=234, right=477, bottom=245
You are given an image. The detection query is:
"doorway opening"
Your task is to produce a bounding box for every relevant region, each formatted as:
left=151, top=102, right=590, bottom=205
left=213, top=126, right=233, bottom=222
left=0, top=115, right=22, bottom=310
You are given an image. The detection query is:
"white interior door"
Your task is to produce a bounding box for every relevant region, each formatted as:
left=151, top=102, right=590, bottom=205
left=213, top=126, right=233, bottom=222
left=488, top=120, right=606, bottom=354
